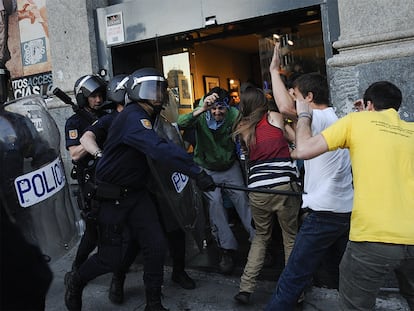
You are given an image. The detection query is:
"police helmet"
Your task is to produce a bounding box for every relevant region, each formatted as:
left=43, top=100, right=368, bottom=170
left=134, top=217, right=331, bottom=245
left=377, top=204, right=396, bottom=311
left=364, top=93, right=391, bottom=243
left=126, top=68, right=167, bottom=104
left=74, top=75, right=106, bottom=108
left=106, top=74, right=129, bottom=105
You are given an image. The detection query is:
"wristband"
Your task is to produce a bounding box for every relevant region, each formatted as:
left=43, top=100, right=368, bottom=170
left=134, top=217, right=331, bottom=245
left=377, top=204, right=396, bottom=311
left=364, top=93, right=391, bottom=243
left=298, top=112, right=312, bottom=120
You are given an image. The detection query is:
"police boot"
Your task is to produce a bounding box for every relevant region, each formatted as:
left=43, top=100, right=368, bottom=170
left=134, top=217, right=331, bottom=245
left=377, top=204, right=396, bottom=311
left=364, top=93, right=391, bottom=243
left=108, top=273, right=126, bottom=304
left=64, top=271, right=85, bottom=311
left=171, top=259, right=195, bottom=290
left=144, top=287, right=169, bottom=311
left=171, top=269, right=195, bottom=290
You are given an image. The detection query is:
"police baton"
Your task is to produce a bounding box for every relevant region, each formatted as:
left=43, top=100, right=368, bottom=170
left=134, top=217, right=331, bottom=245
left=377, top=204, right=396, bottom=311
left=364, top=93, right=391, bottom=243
left=53, top=87, right=96, bottom=124
left=215, top=183, right=305, bottom=196
left=52, top=87, right=79, bottom=110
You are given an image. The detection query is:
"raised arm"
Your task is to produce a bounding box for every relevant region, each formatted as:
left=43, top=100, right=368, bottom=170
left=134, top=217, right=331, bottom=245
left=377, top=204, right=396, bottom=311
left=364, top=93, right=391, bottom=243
left=269, top=43, right=297, bottom=120
left=191, top=93, right=219, bottom=118
left=178, top=93, right=219, bottom=127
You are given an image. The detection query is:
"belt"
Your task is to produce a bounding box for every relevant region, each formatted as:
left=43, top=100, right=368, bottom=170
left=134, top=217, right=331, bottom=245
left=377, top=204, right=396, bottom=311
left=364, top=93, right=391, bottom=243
left=302, top=207, right=351, bottom=217
left=94, top=181, right=129, bottom=200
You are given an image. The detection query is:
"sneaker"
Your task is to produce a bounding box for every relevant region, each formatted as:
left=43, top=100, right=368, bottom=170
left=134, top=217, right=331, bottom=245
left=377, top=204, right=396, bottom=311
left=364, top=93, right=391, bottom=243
left=234, top=291, right=250, bottom=304
left=219, top=250, right=234, bottom=275
left=171, top=270, right=196, bottom=290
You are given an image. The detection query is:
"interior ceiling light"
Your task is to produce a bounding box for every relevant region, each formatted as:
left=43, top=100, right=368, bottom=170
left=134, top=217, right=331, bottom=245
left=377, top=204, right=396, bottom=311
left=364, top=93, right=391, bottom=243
left=299, top=20, right=320, bottom=26
left=306, top=10, right=318, bottom=16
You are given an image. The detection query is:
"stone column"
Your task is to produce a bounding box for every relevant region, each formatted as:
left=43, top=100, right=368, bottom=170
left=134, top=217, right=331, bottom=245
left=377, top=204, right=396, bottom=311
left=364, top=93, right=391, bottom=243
left=327, top=0, right=414, bottom=121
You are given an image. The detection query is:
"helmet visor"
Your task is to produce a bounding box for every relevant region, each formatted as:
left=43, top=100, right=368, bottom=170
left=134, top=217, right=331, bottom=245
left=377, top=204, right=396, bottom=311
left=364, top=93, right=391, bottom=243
left=131, top=76, right=167, bottom=103
left=76, top=75, right=106, bottom=98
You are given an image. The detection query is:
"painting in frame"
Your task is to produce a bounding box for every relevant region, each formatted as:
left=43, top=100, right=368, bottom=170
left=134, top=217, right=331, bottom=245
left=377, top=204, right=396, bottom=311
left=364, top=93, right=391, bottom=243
left=203, top=76, right=220, bottom=93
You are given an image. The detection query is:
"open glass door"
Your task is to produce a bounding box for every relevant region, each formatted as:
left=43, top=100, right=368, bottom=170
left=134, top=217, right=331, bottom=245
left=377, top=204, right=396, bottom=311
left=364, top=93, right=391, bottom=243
left=162, top=52, right=194, bottom=115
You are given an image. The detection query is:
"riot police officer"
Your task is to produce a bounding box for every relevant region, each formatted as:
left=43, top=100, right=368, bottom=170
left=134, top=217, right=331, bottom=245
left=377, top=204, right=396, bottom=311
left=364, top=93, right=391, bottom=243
left=64, top=75, right=108, bottom=281
left=80, top=74, right=196, bottom=306
left=64, top=68, right=215, bottom=311
left=79, top=74, right=140, bottom=304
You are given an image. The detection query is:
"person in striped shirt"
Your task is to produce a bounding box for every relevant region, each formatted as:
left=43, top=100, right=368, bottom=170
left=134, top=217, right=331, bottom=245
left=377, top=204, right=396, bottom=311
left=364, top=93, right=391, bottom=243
left=233, top=86, right=301, bottom=305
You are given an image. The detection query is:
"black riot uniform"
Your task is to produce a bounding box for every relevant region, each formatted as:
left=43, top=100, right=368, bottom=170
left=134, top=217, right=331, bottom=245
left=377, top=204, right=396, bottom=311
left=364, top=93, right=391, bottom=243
left=81, top=74, right=140, bottom=304
left=64, top=68, right=215, bottom=311
left=64, top=75, right=107, bottom=272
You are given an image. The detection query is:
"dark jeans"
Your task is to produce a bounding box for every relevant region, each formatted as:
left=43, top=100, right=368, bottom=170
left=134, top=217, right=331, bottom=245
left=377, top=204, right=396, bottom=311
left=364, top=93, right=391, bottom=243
left=265, top=210, right=350, bottom=311
left=339, top=241, right=414, bottom=311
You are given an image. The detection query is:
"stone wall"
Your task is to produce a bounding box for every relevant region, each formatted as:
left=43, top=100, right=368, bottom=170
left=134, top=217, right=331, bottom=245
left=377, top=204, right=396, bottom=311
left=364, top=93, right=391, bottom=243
left=327, top=0, right=414, bottom=120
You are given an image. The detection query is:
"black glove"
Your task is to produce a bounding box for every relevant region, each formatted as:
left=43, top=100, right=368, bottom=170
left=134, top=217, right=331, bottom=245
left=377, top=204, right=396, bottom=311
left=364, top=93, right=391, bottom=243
left=195, top=170, right=216, bottom=192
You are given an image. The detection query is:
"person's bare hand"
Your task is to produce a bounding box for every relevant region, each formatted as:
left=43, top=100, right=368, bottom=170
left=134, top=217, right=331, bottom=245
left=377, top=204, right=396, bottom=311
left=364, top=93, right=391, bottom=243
left=202, top=93, right=219, bottom=110
left=353, top=99, right=365, bottom=112
left=269, top=42, right=281, bottom=72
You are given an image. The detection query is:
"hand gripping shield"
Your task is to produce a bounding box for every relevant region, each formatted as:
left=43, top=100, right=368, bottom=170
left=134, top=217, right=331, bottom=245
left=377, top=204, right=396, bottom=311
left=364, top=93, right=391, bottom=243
left=147, top=112, right=204, bottom=250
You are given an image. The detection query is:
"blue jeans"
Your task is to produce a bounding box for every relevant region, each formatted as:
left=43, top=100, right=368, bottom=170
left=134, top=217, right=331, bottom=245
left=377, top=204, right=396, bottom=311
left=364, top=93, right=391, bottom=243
left=265, top=210, right=350, bottom=311
left=339, top=241, right=414, bottom=311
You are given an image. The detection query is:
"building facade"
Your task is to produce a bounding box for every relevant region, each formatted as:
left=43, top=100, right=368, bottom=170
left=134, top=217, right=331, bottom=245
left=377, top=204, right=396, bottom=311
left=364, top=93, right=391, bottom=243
left=4, top=0, right=414, bottom=170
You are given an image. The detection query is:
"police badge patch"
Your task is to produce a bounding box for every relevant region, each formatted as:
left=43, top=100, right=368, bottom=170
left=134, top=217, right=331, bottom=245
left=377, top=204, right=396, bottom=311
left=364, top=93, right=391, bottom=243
left=69, top=129, right=78, bottom=139
left=140, top=119, right=152, bottom=129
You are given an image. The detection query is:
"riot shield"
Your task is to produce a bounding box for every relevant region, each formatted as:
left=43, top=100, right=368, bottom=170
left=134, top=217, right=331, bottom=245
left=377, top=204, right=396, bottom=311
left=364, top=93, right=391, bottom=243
left=1, top=95, right=79, bottom=262
left=147, top=92, right=205, bottom=250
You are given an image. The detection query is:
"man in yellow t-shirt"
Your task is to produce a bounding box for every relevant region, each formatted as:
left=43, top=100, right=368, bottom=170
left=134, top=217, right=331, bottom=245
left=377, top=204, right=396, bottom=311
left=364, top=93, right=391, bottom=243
left=292, top=81, right=414, bottom=310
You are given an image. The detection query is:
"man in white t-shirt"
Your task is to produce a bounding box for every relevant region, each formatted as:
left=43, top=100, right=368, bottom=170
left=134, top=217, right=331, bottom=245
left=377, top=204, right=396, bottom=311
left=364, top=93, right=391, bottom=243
left=292, top=80, right=414, bottom=311
left=265, top=43, right=354, bottom=310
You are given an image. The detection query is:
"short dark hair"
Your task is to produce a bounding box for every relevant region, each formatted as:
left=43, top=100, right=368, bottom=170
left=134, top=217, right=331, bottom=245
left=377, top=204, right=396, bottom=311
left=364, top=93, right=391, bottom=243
left=206, top=87, right=230, bottom=104
left=292, top=73, right=329, bottom=106
left=363, top=81, right=402, bottom=111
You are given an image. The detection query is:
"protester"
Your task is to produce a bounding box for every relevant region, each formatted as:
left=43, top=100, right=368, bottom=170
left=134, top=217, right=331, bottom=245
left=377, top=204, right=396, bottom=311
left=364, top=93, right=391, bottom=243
left=229, top=90, right=240, bottom=107
left=232, top=87, right=301, bottom=305
left=265, top=42, right=354, bottom=310
left=177, top=87, right=255, bottom=275
left=290, top=80, right=414, bottom=311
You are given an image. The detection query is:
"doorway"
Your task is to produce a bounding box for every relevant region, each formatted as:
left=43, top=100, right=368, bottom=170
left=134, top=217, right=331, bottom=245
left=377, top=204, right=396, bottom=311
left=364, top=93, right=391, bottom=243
left=111, top=6, right=325, bottom=109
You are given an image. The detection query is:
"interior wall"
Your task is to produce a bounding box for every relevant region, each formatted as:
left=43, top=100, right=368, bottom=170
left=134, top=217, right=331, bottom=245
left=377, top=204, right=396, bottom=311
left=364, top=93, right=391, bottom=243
left=190, top=44, right=255, bottom=100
